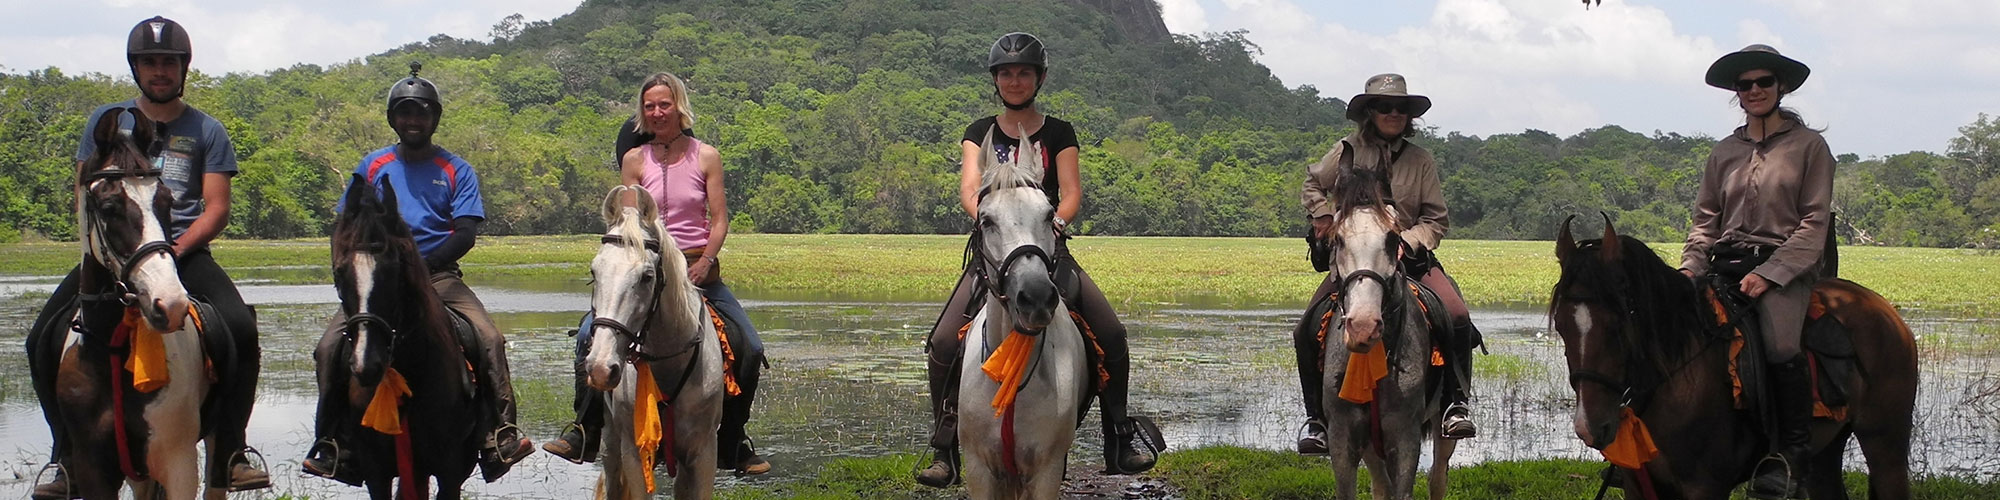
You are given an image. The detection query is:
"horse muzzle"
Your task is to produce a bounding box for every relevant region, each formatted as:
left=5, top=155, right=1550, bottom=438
left=1006, top=280, right=1060, bottom=334
left=1343, top=316, right=1382, bottom=353
left=586, top=360, right=623, bottom=392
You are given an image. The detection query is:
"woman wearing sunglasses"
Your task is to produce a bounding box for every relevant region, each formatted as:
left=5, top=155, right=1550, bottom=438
left=1679, top=44, right=1835, bottom=500
left=1294, top=73, right=1483, bottom=454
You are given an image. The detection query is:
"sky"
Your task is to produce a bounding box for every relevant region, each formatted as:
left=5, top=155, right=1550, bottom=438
left=3, top=0, right=1996, bottom=157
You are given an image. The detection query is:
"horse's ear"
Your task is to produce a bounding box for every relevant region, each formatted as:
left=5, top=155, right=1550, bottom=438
left=341, top=173, right=372, bottom=217
left=1599, top=212, right=1621, bottom=261
left=1016, top=122, right=1040, bottom=173
left=376, top=175, right=401, bottom=217
left=628, top=185, right=658, bottom=224
left=978, top=126, right=1001, bottom=190
left=124, top=108, right=158, bottom=157
left=1556, top=214, right=1577, bottom=262
left=600, top=185, right=627, bottom=227
left=88, top=108, right=128, bottom=168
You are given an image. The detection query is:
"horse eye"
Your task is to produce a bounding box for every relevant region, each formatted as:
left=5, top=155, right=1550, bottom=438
left=979, top=216, right=996, bottom=229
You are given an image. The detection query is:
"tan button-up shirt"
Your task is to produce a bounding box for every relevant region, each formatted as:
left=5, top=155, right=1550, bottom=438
left=1302, top=132, right=1450, bottom=250
left=1680, top=120, right=1835, bottom=286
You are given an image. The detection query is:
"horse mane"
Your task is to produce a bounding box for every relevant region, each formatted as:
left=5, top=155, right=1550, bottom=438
left=1549, top=235, right=1706, bottom=374
left=332, top=182, right=456, bottom=356
left=611, top=204, right=703, bottom=347
left=1331, top=166, right=1398, bottom=230
left=977, top=125, right=1043, bottom=197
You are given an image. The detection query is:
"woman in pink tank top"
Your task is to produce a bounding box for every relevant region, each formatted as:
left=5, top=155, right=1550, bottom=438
left=546, top=72, right=771, bottom=476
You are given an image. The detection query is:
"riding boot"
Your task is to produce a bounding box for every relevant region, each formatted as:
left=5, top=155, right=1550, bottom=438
left=915, top=347, right=961, bottom=488
left=1750, top=355, right=1814, bottom=499
left=544, top=378, right=605, bottom=464
left=1440, top=323, right=1480, bottom=440
left=718, top=351, right=770, bottom=475
left=27, top=284, right=77, bottom=500
left=1294, top=302, right=1329, bottom=454
left=1098, top=374, right=1158, bottom=475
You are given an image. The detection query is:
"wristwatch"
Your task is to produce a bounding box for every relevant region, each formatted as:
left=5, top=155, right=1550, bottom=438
left=1053, top=216, right=1068, bottom=230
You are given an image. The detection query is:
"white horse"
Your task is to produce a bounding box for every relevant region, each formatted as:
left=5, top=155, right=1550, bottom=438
left=957, top=127, right=1090, bottom=500
left=1318, top=170, right=1455, bottom=500
left=53, top=108, right=220, bottom=500
left=584, top=185, right=725, bottom=500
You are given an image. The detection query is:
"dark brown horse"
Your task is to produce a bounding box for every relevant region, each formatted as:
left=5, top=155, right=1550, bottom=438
left=321, top=174, right=479, bottom=499
left=1549, top=217, right=1916, bottom=500
left=52, top=107, right=258, bottom=500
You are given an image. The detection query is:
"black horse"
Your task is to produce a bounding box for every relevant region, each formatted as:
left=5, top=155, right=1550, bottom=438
left=318, top=174, right=480, bottom=499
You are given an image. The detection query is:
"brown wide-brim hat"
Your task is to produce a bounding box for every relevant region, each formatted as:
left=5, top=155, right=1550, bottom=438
left=1345, top=73, right=1432, bottom=122
left=1705, top=44, right=1810, bottom=92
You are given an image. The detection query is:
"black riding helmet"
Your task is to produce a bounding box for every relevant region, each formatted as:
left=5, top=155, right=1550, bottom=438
left=987, top=32, right=1047, bottom=110
left=385, top=61, right=443, bottom=122
left=126, top=16, right=192, bottom=77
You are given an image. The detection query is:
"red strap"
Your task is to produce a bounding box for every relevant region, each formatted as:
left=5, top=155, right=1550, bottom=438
left=1001, top=401, right=1020, bottom=477
left=1368, top=395, right=1386, bottom=459
left=395, top=411, right=421, bottom=500
left=1631, top=465, right=1661, bottom=500
left=109, top=320, right=142, bottom=481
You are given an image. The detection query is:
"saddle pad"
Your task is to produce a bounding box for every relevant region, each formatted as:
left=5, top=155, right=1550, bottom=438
left=1712, top=289, right=1853, bottom=416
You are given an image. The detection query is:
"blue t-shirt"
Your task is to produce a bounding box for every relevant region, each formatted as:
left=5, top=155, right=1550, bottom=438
left=341, top=146, right=485, bottom=259
left=75, top=100, right=238, bottom=241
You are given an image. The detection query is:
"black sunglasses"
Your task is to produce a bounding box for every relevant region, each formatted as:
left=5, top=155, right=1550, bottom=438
left=1733, top=76, right=1777, bottom=92
left=1369, top=100, right=1410, bottom=115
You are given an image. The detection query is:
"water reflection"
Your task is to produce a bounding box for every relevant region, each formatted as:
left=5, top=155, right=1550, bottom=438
left=0, top=279, right=1994, bottom=498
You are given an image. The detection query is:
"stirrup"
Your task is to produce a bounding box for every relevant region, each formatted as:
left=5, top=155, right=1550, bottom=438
left=1746, top=453, right=1804, bottom=499
left=226, top=446, right=273, bottom=492
left=1296, top=419, right=1328, bottom=456
left=487, top=422, right=532, bottom=465
left=31, top=462, right=71, bottom=500
left=301, top=438, right=351, bottom=484
left=911, top=447, right=960, bottom=487
left=1104, top=416, right=1166, bottom=475
left=544, top=421, right=594, bottom=464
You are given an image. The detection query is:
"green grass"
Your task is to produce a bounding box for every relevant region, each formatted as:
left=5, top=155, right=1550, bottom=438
left=5, top=235, right=1998, bottom=312
left=696, top=446, right=1999, bottom=499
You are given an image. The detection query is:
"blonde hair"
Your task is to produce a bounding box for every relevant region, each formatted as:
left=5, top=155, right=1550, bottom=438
left=633, top=72, right=695, bottom=135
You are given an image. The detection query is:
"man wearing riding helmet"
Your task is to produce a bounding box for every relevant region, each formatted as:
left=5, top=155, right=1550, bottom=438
left=1295, top=73, right=1483, bottom=455
left=301, top=62, right=535, bottom=484
left=914, top=32, right=1164, bottom=488
left=27, top=16, right=270, bottom=498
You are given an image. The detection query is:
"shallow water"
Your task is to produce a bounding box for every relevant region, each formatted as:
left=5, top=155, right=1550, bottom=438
left=0, top=270, right=1995, bottom=498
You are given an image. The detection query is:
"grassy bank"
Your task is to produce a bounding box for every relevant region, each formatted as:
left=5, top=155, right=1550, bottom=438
left=702, top=446, right=1996, bottom=500
left=4, top=234, right=1997, bottom=311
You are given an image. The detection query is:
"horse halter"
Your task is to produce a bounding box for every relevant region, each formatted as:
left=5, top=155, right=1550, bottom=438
left=80, top=166, right=176, bottom=306
left=977, top=236, right=1056, bottom=309
left=594, top=233, right=697, bottom=363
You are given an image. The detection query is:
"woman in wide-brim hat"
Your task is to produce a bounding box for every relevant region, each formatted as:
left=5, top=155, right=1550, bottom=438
left=1293, top=73, right=1482, bottom=455
left=1680, top=44, right=1836, bottom=499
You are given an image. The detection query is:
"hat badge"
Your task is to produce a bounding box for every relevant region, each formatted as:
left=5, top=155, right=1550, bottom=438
left=148, top=21, right=166, bottom=43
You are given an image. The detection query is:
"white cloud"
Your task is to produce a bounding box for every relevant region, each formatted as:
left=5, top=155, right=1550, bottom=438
left=1156, top=0, right=1209, bottom=34
left=0, top=0, right=583, bottom=76
left=1183, top=0, right=2000, bottom=155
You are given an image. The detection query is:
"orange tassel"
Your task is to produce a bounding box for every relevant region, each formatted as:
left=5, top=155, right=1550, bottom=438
left=634, top=363, right=664, bottom=492
left=982, top=331, right=1035, bottom=416
left=706, top=306, right=741, bottom=397
left=1602, top=407, right=1660, bottom=469
left=360, top=369, right=412, bottom=435
left=1338, top=344, right=1390, bottom=404
left=121, top=307, right=172, bottom=393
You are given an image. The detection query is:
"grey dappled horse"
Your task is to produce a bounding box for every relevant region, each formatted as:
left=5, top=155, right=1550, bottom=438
left=957, top=127, right=1089, bottom=500
left=585, top=185, right=724, bottom=500
left=1319, top=183, right=1455, bottom=500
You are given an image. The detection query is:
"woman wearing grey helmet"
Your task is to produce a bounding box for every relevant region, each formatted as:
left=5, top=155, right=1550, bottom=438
left=914, top=32, right=1162, bottom=488
left=1680, top=44, right=1835, bottom=500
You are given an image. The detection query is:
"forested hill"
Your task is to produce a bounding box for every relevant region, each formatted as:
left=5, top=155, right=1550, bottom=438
left=3, top=0, right=1998, bottom=248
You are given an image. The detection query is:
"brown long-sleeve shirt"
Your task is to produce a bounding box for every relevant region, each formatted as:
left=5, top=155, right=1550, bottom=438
left=1680, top=120, right=1835, bottom=286
left=1302, top=132, right=1449, bottom=250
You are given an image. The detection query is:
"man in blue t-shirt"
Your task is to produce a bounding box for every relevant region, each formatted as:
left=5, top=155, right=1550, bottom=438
left=300, top=64, right=534, bottom=485
left=26, top=17, right=270, bottom=499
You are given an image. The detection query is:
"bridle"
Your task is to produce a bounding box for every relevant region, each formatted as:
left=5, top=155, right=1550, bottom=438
left=972, top=181, right=1059, bottom=311
left=79, top=165, right=176, bottom=306
left=1557, top=277, right=1730, bottom=443
left=593, top=233, right=701, bottom=364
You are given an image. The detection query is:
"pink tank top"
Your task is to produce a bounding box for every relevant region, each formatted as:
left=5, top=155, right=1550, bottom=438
left=637, top=139, right=709, bottom=251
